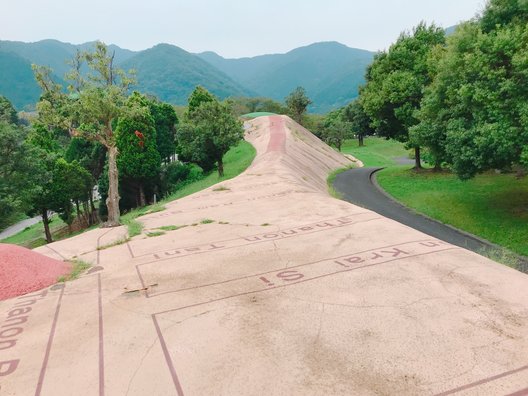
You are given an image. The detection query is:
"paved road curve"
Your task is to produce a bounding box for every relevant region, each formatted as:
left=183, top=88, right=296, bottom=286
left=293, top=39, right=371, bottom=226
left=334, top=167, right=528, bottom=272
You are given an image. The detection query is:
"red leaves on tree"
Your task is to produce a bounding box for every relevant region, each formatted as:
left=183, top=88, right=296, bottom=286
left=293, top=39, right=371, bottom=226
left=134, top=130, right=145, bottom=148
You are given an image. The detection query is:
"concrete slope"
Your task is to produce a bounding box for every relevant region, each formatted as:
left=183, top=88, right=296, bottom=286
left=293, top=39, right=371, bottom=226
left=1, top=116, right=527, bottom=395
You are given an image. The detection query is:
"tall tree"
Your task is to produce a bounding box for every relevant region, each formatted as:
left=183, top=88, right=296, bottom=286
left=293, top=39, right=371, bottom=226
left=343, top=100, right=375, bottom=147
left=116, top=92, right=161, bottom=207
left=177, top=100, right=243, bottom=177
left=186, top=86, right=216, bottom=119
left=360, top=23, right=446, bottom=168
left=33, top=41, right=138, bottom=226
left=148, top=99, right=178, bottom=163
left=0, top=96, right=18, bottom=125
left=285, top=86, right=312, bottom=125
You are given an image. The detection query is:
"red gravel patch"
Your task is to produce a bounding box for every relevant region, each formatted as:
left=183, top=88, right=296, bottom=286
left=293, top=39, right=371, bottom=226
left=0, top=243, right=71, bottom=301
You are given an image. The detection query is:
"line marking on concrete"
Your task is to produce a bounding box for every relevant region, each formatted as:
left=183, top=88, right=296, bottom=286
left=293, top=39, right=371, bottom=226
left=134, top=213, right=370, bottom=260
left=506, top=388, right=528, bottom=396
left=434, top=364, right=528, bottom=395
left=152, top=314, right=185, bottom=396
left=98, top=273, right=105, bottom=396
left=35, top=285, right=65, bottom=396
left=155, top=244, right=457, bottom=314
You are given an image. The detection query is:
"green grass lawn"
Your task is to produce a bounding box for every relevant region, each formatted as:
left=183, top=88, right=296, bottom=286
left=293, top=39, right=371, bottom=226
left=376, top=167, right=528, bottom=257
left=339, top=136, right=528, bottom=259
left=164, top=140, right=255, bottom=201
left=341, top=137, right=411, bottom=167
left=1, top=215, right=66, bottom=249
left=241, top=112, right=276, bottom=119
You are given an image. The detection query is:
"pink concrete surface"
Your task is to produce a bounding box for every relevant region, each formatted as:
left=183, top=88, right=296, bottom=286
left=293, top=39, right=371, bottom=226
left=0, top=116, right=527, bottom=395
left=0, top=244, right=71, bottom=301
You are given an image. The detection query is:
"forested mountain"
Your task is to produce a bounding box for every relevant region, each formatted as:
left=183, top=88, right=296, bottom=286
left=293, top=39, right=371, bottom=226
left=0, top=51, right=46, bottom=110
left=120, top=44, right=254, bottom=105
left=0, top=39, right=373, bottom=113
left=198, top=42, right=375, bottom=113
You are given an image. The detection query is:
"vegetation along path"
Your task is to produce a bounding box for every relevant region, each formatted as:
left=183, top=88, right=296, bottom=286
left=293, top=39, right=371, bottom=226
left=333, top=167, right=528, bottom=273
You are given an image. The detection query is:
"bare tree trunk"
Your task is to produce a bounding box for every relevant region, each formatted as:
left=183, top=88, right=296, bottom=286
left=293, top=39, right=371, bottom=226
left=42, top=209, right=52, bottom=243
left=433, top=160, right=442, bottom=172
left=139, top=183, right=146, bottom=207
left=414, top=147, right=422, bottom=169
left=217, top=158, right=224, bottom=177
left=359, top=135, right=364, bottom=147
left=75, top=200, right=82, bottom=225
left=89, top=193, right=96, bottom=225
left=105, top=145, right=120, bottom=227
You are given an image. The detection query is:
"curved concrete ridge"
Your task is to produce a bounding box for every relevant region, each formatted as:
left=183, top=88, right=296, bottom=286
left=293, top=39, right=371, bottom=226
left=1, top=115, right=527, bottom=395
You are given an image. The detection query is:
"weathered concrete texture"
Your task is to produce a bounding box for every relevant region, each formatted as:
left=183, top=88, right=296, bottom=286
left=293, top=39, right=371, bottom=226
left=1, top=115, right=527, bottom=396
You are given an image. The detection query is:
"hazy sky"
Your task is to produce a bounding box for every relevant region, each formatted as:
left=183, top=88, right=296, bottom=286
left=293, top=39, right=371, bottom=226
left=2, top=0, right=486, bottom=58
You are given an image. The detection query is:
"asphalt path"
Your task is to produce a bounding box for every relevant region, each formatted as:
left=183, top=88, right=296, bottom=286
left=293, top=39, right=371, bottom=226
left=0, top=216, right=42, bottom=240
left=334, top=167, right=528, bottom=272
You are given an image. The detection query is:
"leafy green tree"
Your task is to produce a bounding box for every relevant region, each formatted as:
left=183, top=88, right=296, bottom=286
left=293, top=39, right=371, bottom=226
left=321, top=119, right=353, bottom=152
left=285, top=86, right=312, bottom=125
left=186, top=86, right=216, bottom=119
left=33, top=41, right=138, bottom=227
left=0, top=122, right=43, bottom=229
left=0, top=96, right=18, bottom=125
left=65, top=138, right=106, bottom=224
left=360, top=22, right=445, bottom=168
left=116, top=92, right=161, bottom=207
left=148, top=99, right=178, bottom=163
left=414, top=1, right=528, bottom=179
left=177, top=100, right=243, bottom=177
left=343, top=101, right=374, bottom=147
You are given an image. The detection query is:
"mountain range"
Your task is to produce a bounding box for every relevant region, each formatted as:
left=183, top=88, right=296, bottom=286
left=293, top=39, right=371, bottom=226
left=0, top=39, right=375, bottom=113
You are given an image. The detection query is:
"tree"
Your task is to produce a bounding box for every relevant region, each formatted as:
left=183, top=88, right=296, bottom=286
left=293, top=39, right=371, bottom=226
left=116, top=92, right=161, bottom=207
left=177, top=100, right=243, bottom=177
left=33, top=41, right=139, bottom=226
left=0, top=96, right=18, bottom=125
left=65, top=138, right=106, bottom=224
left=343, top=101, right=375, bottom=147
left=321, top=120, right=353, bottom=152
left=186, top=86, right=216, bottom=119
left=148, top=99, right=178, bottom=163
left=360, top=23, right=446, bottom=168
left=0, top=122, right=43, bottom=229
left=285, top=86, right=312, bottom=125
left=413, top=0, right=528, bottom=179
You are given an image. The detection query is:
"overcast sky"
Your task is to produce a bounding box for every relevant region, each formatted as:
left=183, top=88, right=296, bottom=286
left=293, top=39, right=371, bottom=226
left=2, top=0, right=486, bottom=58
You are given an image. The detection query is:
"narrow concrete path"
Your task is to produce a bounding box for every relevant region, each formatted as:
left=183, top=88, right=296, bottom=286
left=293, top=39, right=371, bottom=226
left=0, top=216, right=42, bottom=240
left=333, top=167, right=528, bottom=272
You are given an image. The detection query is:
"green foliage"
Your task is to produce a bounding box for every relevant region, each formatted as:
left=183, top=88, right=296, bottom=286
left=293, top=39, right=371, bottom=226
left=414, top=10, right=528, bottom=178
left=178, top=95, right=244, bottom=177
left=148, top=100, right=178, bottom=163
left=158, top=162, right=195, bottom=197
left=186, top=86, right=216, bottom=118
left=116, top=92, right=161, bottom=202
left=285, top=86, right=312, bottom=125
left=360, top=23, right=445, bottom=166
left=342, top=100, right=375, bottom=146
left=0, top=122, right=44, bottom=229
left=227, top=97, right=286, bottom=116
left=319, top=110, right=353, bottom=151
left=0, top=96, right=18, bottom=124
